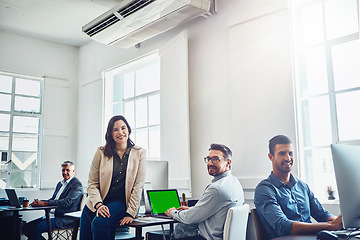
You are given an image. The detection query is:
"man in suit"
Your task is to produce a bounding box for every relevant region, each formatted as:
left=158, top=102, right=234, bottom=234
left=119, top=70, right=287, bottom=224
left=22, top=161, right=83, bottom=240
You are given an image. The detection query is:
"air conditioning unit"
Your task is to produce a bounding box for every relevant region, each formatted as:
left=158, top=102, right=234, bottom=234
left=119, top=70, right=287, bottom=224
left=82, top=0, right=212, bottom=48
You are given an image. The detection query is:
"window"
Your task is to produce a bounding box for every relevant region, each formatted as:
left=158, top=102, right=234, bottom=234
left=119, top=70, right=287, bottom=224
left=0, top=72, right=43, bottom=188
left=290, top=0, right=359, bottom=200
left=104, top=53, right=161, bottom=160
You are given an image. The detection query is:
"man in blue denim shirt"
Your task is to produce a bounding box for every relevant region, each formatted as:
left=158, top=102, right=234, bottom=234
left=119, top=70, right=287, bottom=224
left=254, top=135, right=343, bottom=239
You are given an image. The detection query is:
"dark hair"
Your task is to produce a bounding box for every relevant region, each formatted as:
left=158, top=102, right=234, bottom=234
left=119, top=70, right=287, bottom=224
left=104, top=115, right=134, bottom=157
left=209, top=143, right=232, bottom=159
left=269, top=135, right=292, bottom=156
left=61, top=160, right=74, bottom=167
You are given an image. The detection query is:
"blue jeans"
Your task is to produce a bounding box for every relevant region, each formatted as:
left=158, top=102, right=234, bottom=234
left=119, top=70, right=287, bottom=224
left=22, top=217, right=58, bottom=240
left=80, top=201, right=127, bottom=240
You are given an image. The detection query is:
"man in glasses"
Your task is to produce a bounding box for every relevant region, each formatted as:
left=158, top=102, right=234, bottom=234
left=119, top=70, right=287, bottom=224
left=165, top=143, right=244, bottom=240
left=254, top=135, right=342, bottom=239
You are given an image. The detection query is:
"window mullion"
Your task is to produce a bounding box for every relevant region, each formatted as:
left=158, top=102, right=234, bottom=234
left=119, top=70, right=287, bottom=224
left=147, top=95, right=150, bottom=156
left=325, top=44, right=339, bottom=144
left=7, top=76, right=16, bottom=186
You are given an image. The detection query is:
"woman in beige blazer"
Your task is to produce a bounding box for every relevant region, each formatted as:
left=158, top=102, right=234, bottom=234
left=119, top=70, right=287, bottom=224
left=80, top=115, right=146, bottom=240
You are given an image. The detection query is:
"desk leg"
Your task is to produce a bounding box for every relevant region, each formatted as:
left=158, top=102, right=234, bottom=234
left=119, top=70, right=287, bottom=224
left=135, top=227, right=142, bottom=240
left=12, top=211, right=20, bottom=240
left=72, top=219, right=80, bottom=240
left=170, top=223, right=174, bottom=235
left=44, top=209, right=52, bottom=240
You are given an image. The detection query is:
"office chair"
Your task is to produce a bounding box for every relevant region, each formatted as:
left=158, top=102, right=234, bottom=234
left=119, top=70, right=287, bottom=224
left=146, top=204, right=250, bottom=240
left=250, top=208, right=269, bottom=240
left=223, top=204, right=249, bottom=240
left=51, top=193, right=86, bottom=240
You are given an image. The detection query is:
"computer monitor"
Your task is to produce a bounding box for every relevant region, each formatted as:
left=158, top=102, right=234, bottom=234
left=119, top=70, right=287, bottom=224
left=145, top=161, right=168, bottom=190
left=330, top=144, right=360, bottom=229
left=140, top=161, right=168, bottom=214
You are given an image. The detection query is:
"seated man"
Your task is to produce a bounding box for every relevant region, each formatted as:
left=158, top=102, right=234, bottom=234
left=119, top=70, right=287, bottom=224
left=254, top=135, right=342, bottom=239
left=165, top=143, right=244, bottom=240
left=22, top=161, right=83, bottom=240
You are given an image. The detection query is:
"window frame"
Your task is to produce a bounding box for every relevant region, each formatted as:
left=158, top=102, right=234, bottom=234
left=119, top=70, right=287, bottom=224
left=290, top=0, right=360, bottom=200
left=104, top=52, right=161, bottom=160
left=0, top=71, right=44, bottom=189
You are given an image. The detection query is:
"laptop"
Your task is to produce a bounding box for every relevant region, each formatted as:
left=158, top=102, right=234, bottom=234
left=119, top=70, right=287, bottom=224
left=5, top=189, right=21, bottom=208
left=146, top=189, right=181, bottom=218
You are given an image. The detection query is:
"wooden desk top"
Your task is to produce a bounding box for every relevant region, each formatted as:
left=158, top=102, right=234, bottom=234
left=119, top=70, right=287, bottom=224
left=273, top=234, right=360, bottom=240
left=273, top=236, right=317, bottom=240
left=0, top=205, right=57, bottom=211
left=127, top=217, right=176, bottom=227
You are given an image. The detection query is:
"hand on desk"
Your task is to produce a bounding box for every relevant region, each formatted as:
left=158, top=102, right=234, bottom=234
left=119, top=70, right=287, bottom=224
left=165, top=206, right=191, bottom=217
left=119, top=216, right=133, bottom=226
left=327, top=214, right=343, bottom=230
left=177, top=206, right=190, bottom=211
left=166, top=207, right=176, bottom=217
left=30, top=199, right=49, bottom=207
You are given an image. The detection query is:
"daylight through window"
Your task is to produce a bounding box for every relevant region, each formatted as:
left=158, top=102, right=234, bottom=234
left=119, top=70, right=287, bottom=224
left=290, top=0, right=359, bottom=200
left=104, top=53, right=161, bottom=160
left=0, top=72, right=43, bottom=189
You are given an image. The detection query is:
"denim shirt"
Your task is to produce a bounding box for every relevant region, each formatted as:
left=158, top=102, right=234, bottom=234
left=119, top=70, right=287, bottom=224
left=254, top=172, right=332, bottom=239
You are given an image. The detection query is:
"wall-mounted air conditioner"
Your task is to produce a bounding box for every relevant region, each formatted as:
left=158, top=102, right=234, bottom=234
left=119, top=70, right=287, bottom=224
left=82, top=0, right=212, bottom=48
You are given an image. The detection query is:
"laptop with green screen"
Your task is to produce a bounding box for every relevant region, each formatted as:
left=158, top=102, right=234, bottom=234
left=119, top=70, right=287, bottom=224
left=146, top=189, right=181, bottom=217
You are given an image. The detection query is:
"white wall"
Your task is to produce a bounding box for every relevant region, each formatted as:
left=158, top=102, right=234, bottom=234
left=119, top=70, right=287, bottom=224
left=0, top=31, right=79, bottom=188
left=0, top=31, right=80, bottom=221
left=77, top=0, right=297, bottom=200
left=0, top=0, right=341, bottom=230
left=0, top=0, right=307, bottom=201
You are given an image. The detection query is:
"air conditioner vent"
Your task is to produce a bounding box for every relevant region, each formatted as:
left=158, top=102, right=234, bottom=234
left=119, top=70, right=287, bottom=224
left=83, top=0, right=212, bottom=48
left=119, top=0, right=155, bottom=18
left=85, top=0, right=155, bottom=37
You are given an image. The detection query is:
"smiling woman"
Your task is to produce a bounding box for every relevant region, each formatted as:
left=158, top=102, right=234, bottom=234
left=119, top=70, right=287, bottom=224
left=80, top=115, right=146, bottom=240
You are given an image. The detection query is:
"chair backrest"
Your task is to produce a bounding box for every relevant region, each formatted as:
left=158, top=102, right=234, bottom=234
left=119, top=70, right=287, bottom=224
left=223, top=204, right=249, bottom=240
left=78, top=193, right=87, bottom=211
left=250, top=208, right=269, bottom=240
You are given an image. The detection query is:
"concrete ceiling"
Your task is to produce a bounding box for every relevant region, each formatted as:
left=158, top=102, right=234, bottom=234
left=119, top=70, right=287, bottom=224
left=0, top=0, right=123, bottom=46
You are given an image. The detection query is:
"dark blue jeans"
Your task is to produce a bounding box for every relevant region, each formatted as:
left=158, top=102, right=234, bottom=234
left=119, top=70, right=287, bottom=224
left=79, top=200, right=127, bottom=240
left=22, top=217, right=58, bottom=240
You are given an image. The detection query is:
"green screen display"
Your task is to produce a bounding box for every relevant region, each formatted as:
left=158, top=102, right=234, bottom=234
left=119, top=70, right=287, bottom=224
left=148, top=190, right=180, bottom=214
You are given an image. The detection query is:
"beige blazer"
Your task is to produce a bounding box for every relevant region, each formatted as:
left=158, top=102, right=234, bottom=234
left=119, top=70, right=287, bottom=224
left=86, top=145, right=146, bottom=217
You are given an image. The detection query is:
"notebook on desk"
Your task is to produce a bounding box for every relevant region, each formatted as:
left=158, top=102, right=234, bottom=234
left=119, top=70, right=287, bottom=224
left=5, top=189, right=21, bottom=208
left=146, top=189, right=181, bottom=218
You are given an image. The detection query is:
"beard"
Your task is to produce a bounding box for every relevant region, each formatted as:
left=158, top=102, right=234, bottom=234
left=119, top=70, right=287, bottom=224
left=274, top=161, right=292, bottom=174
left=207, top=166, right=220, bottom=176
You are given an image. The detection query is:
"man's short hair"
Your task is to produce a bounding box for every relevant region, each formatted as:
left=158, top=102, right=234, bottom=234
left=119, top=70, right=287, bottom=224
left=61, top=160, right=74, bottom=167
left=269, top=135, right=292, bottom=155
left=209, top=143, right=232, bottom=159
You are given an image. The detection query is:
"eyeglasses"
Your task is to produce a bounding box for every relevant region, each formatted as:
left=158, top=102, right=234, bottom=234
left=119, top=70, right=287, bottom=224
left=204, top=156, right=225, bottom=163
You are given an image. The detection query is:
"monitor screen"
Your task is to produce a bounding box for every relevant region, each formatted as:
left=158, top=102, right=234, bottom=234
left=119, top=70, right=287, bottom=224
left=147, top=189, right=180, bottom=215
left=330, top=144, right=360, bottom=229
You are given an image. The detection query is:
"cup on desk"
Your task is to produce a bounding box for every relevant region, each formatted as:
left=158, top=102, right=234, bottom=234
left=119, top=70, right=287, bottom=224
left=180, top=201, right=188, bottom=207
left=22, top=199, right=29, bottom=208
left=19, top=197, right=25, bottom=204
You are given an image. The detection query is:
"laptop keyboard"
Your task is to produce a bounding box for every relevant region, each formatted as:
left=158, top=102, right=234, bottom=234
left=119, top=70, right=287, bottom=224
left=333, top=230, right=360, bottom=237
left=133, top=217, right=173, bottom=223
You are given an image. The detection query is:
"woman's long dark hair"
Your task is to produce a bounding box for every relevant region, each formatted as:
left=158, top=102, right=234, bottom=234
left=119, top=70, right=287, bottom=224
left=104, top=115, right=134, bottom=157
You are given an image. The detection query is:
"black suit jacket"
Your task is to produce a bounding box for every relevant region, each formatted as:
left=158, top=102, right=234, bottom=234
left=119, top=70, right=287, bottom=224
left=47, top=177, right=83, bottom=228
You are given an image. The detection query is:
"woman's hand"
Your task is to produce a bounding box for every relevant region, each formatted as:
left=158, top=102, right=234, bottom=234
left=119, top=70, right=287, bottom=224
left=119, top=216, right=133, bottom=226
left=96, top=204, right=111, bottom=218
